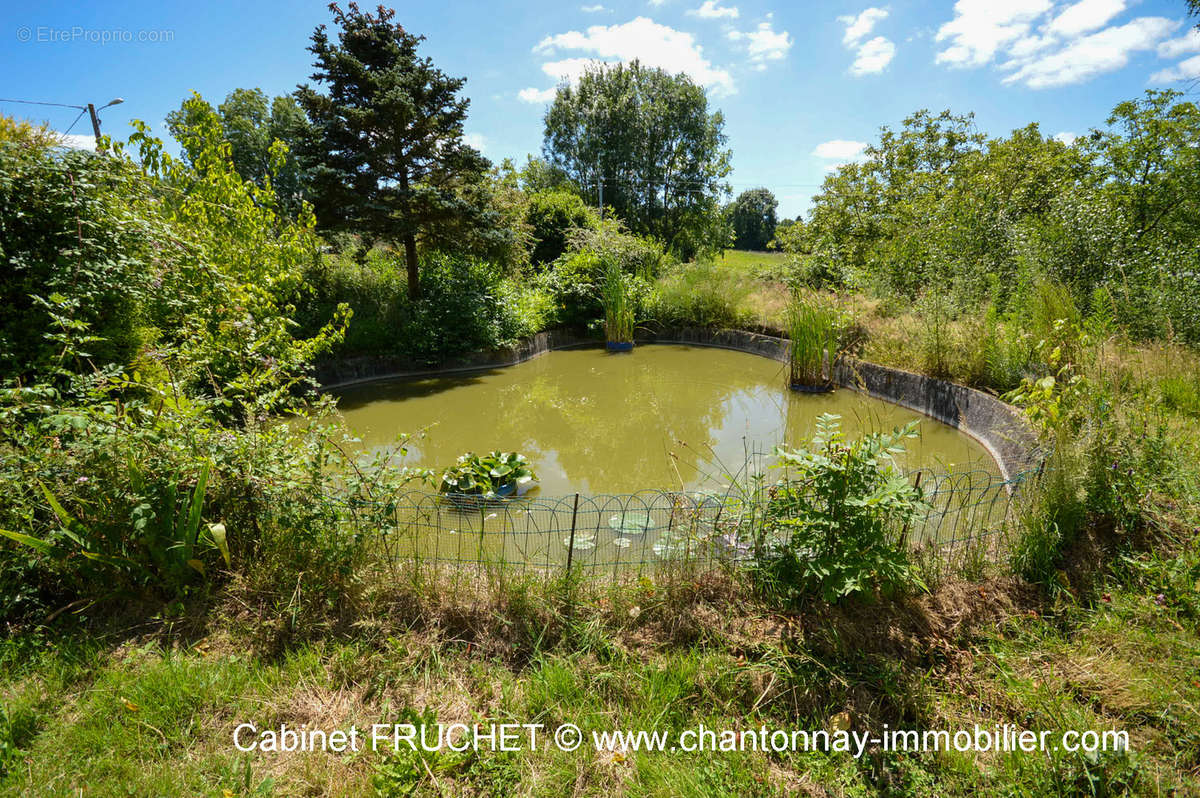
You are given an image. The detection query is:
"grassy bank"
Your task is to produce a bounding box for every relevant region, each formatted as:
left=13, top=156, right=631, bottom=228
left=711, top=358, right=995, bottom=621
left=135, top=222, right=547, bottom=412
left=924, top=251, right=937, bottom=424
left=2, top=551, right=1198, bottom=796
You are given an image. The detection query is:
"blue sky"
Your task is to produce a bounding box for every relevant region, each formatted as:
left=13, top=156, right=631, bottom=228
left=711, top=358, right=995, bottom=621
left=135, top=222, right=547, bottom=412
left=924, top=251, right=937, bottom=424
left=3, top=0, right=1198, bottom=217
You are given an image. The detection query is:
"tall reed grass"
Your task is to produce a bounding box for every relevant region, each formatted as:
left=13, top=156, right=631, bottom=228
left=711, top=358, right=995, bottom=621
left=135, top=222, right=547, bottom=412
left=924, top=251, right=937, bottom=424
left=600, top=261, right=636, bottom=344
left=786, top=290, right=839, bottom=389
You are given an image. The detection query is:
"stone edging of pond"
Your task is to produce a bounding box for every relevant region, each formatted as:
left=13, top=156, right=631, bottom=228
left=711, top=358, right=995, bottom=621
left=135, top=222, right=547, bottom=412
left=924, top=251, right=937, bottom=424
left=315, top=326, right=1042, bottom=483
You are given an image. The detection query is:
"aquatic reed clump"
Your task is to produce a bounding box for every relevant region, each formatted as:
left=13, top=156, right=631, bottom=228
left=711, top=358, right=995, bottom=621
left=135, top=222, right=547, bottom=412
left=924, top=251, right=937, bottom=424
left=600, top=261, right=636, bottom=345
left=786, top=290, right=840, bottom=390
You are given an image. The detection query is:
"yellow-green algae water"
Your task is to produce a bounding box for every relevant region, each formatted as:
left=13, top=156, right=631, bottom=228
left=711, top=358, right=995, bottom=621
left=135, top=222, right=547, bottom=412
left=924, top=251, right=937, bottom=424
left=334, top=345, right=1000, bottom=496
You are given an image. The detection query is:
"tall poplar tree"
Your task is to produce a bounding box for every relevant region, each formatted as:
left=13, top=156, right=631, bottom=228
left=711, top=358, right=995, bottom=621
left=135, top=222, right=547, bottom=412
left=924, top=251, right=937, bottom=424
left=542, top=61, right=731, bottom=258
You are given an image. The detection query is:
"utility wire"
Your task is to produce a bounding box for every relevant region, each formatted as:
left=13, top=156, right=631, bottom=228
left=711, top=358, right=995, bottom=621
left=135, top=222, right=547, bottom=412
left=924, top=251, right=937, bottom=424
left=63, top=108, right=88, bottom=136
left=0, top=98, right=85, bottom=109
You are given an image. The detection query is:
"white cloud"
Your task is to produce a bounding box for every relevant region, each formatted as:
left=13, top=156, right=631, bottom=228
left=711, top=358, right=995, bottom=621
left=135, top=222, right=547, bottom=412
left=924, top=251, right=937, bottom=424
left=850, top=36, right=896, bottom=74
left=813, top=139, right=868, bottom=160
left=687, top=0, right=738, bottom=19
left=727, top=21, right=792, bottom=67
left=838, top=7, right=888, bottom=46
left=463, top=132, right=487, bottom=152
left=837, top=8, right=895, bottom=76
left=1150, top=53, right=1200, bottom=83
left=1002, top=16, right=1179, bottom=88
left=816, top=138, right=872, bottom=172
left=648, top=0, right=669, bottom=5
left=529, top=17, right=736, bottom=95
left=581, top=3, right=608, bottom=11
left=56, top=133, right=96, bottom=151
left=1045, top=0, right=1126, bottom=38
left=1008, top=34, right=1056, bottom=58
left=935, top=0, right=1053, bottom=67
left=935, top=0, right=1187, bottom=89
left=1158, top=29, right=1200, bottom=59
left=1053, top=131, right=1077, bottom=144
left=518, top=86, right=558, bottom=103
left=540, top=57, right=601, bottom=83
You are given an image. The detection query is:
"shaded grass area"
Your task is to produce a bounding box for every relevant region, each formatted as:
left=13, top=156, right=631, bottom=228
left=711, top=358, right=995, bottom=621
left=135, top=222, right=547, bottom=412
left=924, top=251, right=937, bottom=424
left=3, top=550, right=1198, bottom=796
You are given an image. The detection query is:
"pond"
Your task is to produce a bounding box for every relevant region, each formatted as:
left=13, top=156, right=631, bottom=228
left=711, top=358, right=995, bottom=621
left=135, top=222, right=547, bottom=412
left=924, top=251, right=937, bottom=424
left=333, top=344, right=1001, bottom=496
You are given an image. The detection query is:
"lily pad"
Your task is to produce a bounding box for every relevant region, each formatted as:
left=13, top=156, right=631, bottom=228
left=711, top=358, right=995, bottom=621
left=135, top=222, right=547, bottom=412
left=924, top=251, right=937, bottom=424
left=607, top=512, right=653, bottom=535
left=611, top=537, right=632, bottom=548
left=564, top=534, right=596, bottom=551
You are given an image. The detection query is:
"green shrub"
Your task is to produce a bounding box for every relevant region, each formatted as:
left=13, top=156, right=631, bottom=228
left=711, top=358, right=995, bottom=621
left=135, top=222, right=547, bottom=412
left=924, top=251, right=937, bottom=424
left=0, top=138, right=157, bottom=386
left=525, top=189, right=598, bottom=266
left=498, top=278, right=555, bottom=337
left=564, top=219, right=667, bottom=279
left=0, top=381, right=428, bottom=621
left=539, top=251, right=604, bottom=327
left=297, top=250, right=550, bottom=360
left=789, top=254, right=848, bottom=290
left=1023, top=278, right=1083, bottom=363
left=957, top=303, right=1031, bottom=392
left=535, top=219, right=666, bottom=329
left=755, top=414, right=928, bottom=604
left=0, top=111, right=387, bottom=621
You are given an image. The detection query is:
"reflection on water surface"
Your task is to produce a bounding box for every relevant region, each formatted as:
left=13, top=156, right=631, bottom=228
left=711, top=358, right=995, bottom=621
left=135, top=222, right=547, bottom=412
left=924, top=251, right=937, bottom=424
left=334, top=345, right=999, bottom=495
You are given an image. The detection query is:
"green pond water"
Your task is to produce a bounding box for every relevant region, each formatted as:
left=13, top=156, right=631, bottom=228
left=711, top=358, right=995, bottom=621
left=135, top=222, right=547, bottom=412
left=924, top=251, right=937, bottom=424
left=334, top=345, right=1000, bottom=497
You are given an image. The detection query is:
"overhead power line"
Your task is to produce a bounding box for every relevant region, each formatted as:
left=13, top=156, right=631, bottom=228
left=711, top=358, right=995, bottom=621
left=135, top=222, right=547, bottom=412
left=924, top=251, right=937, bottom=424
left=0, top=97, right=87, bottom=110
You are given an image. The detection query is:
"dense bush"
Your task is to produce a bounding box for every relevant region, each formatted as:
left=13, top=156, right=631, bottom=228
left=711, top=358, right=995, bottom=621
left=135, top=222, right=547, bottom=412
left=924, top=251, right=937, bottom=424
left=0, top=137, right=156, bottom=385
left=538, top=251, right=603, bottom=327
left=564, top=218, right=667, bottom=278
left=296, top=248, right=549, bottom=360
left=1003, top=318, right=1184, bottom=588
left=791, top=93, right=1200, bottom=345
left=525, top=189, right=598, bottom=266
left=0, top=114, right=354, bottom=620
left=0, top=389, right=410, bottom=620
left=537, top=220, right=664, bottom=328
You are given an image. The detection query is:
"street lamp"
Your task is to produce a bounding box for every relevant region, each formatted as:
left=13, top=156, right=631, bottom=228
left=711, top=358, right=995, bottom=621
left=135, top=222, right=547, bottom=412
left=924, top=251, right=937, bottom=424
left=86, top=98, right=124, bottom=145
left=0, top=96, right=125, bottom=148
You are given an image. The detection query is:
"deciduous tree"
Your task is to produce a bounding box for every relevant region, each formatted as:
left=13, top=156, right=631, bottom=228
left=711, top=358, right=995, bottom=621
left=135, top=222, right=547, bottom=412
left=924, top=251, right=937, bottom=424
left=167, top=88, right=312, bottom=216
left=542, top=60, right=730, bottom=258
left=728, top=187, right=778, bottom=250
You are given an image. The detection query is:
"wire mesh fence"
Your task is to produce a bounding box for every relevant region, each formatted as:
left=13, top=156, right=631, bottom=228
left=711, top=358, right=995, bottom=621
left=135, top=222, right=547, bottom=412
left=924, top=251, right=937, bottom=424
left=340, top=465, right=1038, bottom=584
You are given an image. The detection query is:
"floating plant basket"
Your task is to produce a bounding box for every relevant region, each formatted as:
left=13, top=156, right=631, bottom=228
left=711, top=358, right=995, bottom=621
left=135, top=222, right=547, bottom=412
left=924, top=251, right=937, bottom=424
left=606, top=340, right=634, bottom=352
left=438, top=482, right=522, bottom=512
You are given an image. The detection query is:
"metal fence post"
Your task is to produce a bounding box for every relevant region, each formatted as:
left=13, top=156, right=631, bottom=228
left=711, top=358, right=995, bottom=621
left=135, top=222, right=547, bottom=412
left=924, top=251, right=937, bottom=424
left=900, top=471, right=923, bottom=549
left=564, top=493, right=580, bottom=626
left=565, top=492, right=580, bottom=577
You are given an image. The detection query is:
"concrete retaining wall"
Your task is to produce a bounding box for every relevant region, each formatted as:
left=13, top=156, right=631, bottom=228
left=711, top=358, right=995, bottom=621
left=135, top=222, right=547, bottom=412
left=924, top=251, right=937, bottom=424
left=315, top=326, right=1042, bottom=481
left=314, top=329, right=596, bottom=390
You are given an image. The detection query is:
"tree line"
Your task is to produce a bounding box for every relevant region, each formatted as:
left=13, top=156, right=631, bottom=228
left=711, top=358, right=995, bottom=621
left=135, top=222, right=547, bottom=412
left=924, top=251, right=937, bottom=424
left=163, top=3, right=736, bottom=301
left=776, top=96, right=1200, bottom=344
